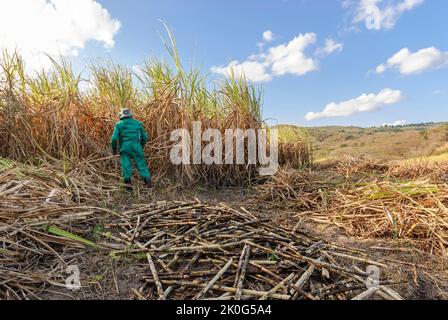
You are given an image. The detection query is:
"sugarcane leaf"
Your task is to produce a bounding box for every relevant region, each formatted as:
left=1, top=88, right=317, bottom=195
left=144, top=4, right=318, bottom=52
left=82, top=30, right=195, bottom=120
left=47, top=225, right=99, bottom=248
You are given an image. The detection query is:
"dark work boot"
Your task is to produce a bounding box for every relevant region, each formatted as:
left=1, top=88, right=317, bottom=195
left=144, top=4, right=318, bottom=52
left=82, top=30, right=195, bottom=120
left=124, top=178, right=133, bottom=192
left=143, top=177, right=152, bottom=193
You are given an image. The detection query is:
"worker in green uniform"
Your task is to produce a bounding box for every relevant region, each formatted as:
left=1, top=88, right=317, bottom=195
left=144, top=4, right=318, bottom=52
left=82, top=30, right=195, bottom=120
left=111, top=108, right=151, bottom=191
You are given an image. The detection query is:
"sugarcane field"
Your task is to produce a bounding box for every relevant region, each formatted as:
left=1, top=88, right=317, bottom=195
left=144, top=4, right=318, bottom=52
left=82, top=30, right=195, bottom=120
left=1, top=1, right=448, bottom=306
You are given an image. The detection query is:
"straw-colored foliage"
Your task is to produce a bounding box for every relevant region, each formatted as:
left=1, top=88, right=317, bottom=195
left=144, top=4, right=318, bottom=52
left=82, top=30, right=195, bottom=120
left=276, top=125, right=313, bottom=169
left=255, top=155, right=448, bottom=256
left=1, top=158, right=410, bottom=300
left=0, top=27, right=311, bottom=186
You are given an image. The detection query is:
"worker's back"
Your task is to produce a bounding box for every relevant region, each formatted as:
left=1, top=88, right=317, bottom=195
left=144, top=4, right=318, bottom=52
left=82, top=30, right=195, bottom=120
left=115, top=117, right=144, bottom=146
left=111, top=109, right=151, bottom=191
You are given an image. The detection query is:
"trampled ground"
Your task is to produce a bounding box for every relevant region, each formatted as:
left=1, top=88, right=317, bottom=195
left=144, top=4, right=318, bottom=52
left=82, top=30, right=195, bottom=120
left=1, top=156, right=447, bottom=300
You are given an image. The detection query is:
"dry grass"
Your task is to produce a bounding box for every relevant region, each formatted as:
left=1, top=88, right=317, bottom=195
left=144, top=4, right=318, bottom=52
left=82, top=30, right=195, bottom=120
left=0, top=26, right=311, bottom=187
left=388, top=157, right=448, bottom=182
left=1, top=159, right=407, bottom=300
left=307, top=123, right=448, bottom=161
left=0, top=158, right=120, bottom=299
left=254, top=155, right=448, bottom=257
left=1, top=154, right=447, bottom=299
left=252, top=167, right=338, bottom=211
left=308, top=180, right=448, bottom=256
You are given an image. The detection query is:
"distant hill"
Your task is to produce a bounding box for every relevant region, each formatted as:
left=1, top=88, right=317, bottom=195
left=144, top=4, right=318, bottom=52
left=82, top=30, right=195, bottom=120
left=275, top=122, right=448, bottom=161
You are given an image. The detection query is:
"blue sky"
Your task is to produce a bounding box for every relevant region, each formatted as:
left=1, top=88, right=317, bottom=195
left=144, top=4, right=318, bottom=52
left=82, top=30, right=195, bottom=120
left=1, top=0, right=447, bottom=127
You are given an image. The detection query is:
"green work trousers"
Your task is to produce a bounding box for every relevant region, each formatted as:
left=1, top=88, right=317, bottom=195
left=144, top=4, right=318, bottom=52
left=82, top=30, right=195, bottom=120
left=120, top=142, right=150, bottom=180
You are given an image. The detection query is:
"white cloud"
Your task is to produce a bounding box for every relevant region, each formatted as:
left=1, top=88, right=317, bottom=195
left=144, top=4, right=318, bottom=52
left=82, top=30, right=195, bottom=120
left=305, top=88, right=404, bottom=120
left=262, top=30, right=274, bottom=42
left=375, top=47, right=448, bottom=75
left=212, top=33, right=318, bottom=82
left=348, top=0, right=424, bottom=31
left=375, top=63, right=387, bottom=74
left=381, top=120, right=407, bottom=127
left=316, top=38, right=343, bottom=56
left=0, top=0, right=121, bottom=70
left=211, top=60, right=272, bottom=83
left=266, top=33, right=318, bottom=76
